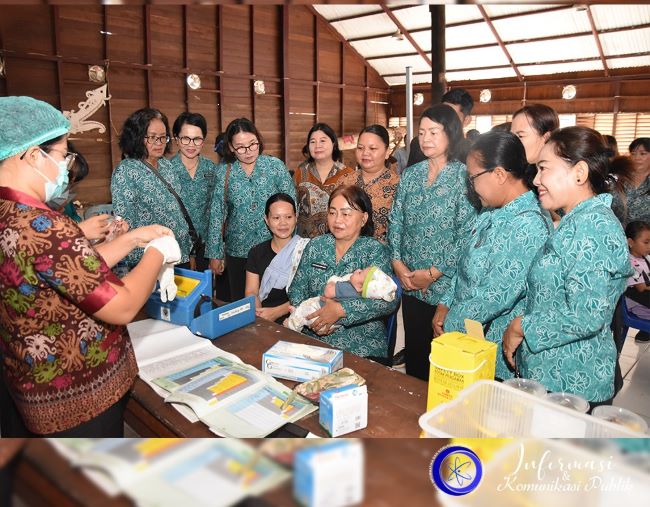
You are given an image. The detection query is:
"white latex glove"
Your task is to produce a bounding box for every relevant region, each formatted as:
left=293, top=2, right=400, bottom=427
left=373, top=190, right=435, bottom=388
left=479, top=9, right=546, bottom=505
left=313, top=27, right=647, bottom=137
left=144, top=235, right=182, bottom=265
left=158, top=264, right=178, bottom=303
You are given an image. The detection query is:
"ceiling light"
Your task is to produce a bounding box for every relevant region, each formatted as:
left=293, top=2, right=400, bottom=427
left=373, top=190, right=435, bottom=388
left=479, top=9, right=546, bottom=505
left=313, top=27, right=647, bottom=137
left=392, top=30, right=404, bottom=41
left=88, top=65, right=105, bottom=83
left=254, top=80, right=266, bottom=95
left=479, top=89, right=492, bottom=103
left=413, top=93, right=424, bottom=106
left=562, top=84, right=577, bottom=100
left=186, top=74, right=201, bottom=90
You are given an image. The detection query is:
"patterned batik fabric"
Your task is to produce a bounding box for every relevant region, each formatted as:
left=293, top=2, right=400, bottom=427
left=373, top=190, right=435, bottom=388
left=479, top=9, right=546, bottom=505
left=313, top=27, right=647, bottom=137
left=0, top=187, right=137, bottom=434
left=111, top=157, right=191, bottom=266
left=440, top=191, right=552, bottom=380
left=388, top=159, right=478, bottom=305
left=520, top=193, right=633, bottom=402
left=169, top=153, right=219, bottom=241
left=293, top=160, right=354, bottom=239
left=611, top=175, right=650, bottom=227
left=206, top=155, right=296, bottom=259
left=338, top=167, right=400, bottom=243
left=288, top=234, right=398, bottom=358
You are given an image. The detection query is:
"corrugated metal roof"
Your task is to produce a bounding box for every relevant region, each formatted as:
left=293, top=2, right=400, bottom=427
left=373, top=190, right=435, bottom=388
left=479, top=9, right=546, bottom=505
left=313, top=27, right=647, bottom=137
left=313, top=4, right=650, bottom=86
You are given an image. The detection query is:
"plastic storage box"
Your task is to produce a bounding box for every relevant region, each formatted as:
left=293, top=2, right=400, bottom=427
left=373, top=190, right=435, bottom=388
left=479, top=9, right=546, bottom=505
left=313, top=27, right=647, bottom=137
left=419, top=380, right=645, bottom=437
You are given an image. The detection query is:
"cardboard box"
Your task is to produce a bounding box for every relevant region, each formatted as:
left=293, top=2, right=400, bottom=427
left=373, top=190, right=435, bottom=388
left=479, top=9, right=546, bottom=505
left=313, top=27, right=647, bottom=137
left=294, top=440, right=364, bottom=507
left=319, top=384, right=368, bottom=437
left=262, top=341, right=343, bottom=382
left=427, top=331, right=497, bottom=410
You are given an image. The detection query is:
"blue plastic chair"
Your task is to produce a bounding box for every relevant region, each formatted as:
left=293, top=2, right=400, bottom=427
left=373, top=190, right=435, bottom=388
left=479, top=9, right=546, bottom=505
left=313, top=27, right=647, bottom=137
left=620, top=295, right=650, bottom=338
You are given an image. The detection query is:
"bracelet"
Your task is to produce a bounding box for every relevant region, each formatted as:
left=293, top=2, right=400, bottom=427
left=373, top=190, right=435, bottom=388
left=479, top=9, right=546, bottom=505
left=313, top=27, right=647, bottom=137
left=428, top=266, right=435, bottom=280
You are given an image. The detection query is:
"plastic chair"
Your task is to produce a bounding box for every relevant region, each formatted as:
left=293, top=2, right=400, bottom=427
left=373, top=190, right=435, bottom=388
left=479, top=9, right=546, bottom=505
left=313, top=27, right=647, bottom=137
left=620, top=295, right=650, bottom=338
left=84, top=203, right=114, bottom=219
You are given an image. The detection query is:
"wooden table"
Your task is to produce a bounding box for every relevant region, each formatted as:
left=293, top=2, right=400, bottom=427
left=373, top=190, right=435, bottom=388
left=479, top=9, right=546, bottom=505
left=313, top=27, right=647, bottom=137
left=125, top=318, right=428, bottom=438
left=13, top=438, right=446, bottom=507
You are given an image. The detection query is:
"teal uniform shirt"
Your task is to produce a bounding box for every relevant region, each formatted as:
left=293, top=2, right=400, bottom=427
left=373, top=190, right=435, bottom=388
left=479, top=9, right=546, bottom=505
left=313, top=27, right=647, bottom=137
left=440, top=191, right=551, bottom=380
left=206, top=155, right=296, bottom=259
left=519, top=194, right=633, bottom=402
left=388, top=159, right=478, bottom=305
left=288, top=234, right=398, bottom=358
left=169, top=153, right=218, bottom=241
left=111, top=157, right=191, bottom=266
left=611, top=176, right=650, bottom=226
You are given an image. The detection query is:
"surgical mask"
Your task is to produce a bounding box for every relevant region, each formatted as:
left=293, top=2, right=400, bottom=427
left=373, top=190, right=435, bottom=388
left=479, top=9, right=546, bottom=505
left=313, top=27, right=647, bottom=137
left=34, top=150, right=69, bottom=202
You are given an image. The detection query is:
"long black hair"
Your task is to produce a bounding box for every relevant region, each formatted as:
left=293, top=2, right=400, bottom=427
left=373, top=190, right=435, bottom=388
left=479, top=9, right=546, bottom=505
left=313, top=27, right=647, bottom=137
left=419, top=104, right=464, bottom=162
left=469, top=131, right=534, bottom=189
left=119, top=108, right=171, bottom=160
left=302, top=123, right=342, bottom=163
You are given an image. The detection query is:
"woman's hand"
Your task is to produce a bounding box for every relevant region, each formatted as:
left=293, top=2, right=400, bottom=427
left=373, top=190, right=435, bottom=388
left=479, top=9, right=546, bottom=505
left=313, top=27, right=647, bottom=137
left=392, top=260, right=416, bottom=291
left=503, top=316, right=525, bottom=368
left=130, top=225, right=174, bottom=248
left=411, top=269, right=434, bottom=291
left=79, top=214, right=111, bottom=241
left=432, top=304, right=449, bottom=337
left=210, top=258, right=225, bottom=275
left=307, top=298, right=345, bottom=336
left=256, top=306, right=280, bottom=322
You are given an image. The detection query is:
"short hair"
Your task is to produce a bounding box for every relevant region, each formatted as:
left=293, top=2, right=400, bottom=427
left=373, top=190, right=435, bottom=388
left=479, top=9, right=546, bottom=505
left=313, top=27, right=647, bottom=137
left=172, top=112, right=207, bottom=138
left=265, top=192, right=296, bottom=216
left=512, top=104, right=559, bottom=136
left=469, top=131, right=534, bottom=189
left=419, top=104, right=464, bottom=162
left=629, top=137, right=650, bottom=153
left=328, top=185, right=375, bottom=237
left=302, top=123, right=342, bottom=163
left=442, top=88, right=474, bottom=117
left=625, top=220, right=650, bottom=240
left=119, top=108, right=171, bottom=160
left=546, top=126, right=612, bottom=195
left=223, top=118, right=264, bottom=164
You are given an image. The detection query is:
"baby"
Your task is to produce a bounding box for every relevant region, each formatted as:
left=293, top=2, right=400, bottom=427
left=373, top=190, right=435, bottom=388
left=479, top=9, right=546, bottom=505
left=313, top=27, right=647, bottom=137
left=286, top=266, right=397, bottom=332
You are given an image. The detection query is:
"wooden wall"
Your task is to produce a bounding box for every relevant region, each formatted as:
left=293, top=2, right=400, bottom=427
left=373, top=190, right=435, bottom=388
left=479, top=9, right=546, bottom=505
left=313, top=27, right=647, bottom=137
left=390, top=70, right=650, bottom=119
left=0, top=5, right=389, bottom=204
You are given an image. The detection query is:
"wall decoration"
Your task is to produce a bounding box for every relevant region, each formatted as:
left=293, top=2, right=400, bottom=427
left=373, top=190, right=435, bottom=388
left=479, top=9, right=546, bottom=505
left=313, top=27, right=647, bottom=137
left=63, top=84, right=111, bottom=134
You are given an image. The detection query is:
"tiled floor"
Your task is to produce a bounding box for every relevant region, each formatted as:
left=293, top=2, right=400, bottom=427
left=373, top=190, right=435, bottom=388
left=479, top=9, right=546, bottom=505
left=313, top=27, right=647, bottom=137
left=614, top=329, right=650, bottom=428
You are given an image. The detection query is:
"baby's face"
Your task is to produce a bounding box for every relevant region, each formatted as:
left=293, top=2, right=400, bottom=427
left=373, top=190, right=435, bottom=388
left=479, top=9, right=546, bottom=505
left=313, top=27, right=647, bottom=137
left=350, top=267, right=371, bottom=291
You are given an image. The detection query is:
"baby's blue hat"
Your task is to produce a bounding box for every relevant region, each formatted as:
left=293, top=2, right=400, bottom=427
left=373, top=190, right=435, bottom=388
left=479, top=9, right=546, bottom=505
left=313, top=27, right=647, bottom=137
left=0, top=96, right=70, bottom=162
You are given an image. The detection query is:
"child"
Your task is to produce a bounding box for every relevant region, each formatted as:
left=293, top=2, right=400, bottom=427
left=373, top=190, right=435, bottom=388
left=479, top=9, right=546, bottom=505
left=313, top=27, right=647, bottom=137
left=625, top=220, right=650, bottom=341
left=286, top=266, right=396, bottom=332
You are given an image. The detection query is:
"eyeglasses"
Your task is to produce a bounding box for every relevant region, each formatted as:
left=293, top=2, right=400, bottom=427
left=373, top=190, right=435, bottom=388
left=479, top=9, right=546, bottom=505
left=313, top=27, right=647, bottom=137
left=177, top=136, right=205, bottom=146
left=233, top=142, right=259, bottom=155
left=468, top=169, right=490, bottom=187
left=20, top=148, right=77, bottom=170
left=145, top=135, right=170, bottom=145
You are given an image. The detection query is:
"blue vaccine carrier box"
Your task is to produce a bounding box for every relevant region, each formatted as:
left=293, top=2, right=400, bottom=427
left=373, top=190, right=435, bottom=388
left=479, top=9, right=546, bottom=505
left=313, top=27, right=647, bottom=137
left=145, top=267, right=255, bottom=339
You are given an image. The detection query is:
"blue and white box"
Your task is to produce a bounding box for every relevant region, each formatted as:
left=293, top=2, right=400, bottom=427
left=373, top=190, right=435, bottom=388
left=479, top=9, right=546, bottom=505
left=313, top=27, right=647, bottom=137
left=262, top=341, right=343, bottom=382
left=294, top=440, right=364, bottom=507
left=319, top=384, right=368, bottom=437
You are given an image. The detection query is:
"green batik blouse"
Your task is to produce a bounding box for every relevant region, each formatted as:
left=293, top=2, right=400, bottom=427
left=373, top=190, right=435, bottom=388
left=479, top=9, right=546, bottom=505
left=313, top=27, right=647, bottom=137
left=519, top=193, right=633, bottom=402
left=440, top=191, right=551, bottom=380
left=288, top=234, right=398, bottom=358
left=111, top=157, right=191, bottom=266
left=388, top=159, right=478, bottom=306
left=206, top=155, right=296, bottom=259
left=169, top=153, right=219, bottom=241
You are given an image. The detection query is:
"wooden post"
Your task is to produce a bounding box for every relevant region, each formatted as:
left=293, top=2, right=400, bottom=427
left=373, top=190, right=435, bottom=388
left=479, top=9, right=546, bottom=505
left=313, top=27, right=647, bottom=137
left=429, top=5, right=445, bottom=104
left=282, top=5, right=290, bottom=165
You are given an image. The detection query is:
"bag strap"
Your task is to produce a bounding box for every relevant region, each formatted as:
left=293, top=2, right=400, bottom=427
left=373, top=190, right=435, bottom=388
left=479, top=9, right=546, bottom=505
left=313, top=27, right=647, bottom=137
left=223, top=164, right=231, bottom=222
left=144, top=160, right=200, bottom=243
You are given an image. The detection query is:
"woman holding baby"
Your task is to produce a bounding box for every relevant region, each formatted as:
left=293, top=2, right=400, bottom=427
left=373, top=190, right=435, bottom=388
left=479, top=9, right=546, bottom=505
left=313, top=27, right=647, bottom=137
left=288, top=185, right=398, bottom=359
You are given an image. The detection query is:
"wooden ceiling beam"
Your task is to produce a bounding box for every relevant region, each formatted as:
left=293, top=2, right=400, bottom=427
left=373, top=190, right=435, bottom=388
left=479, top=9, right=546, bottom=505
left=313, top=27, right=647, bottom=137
left=380, top=5, right=431, bottom=68
left=586, top=6, right=610, bottom=77
left=477, top=4, right=523, bottom=82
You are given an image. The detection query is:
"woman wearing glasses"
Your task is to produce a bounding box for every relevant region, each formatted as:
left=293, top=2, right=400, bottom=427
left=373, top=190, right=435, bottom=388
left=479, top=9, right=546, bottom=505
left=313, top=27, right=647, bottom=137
left=288, top=185, right=398, bottom=358
left=112, top=108, right=192, bottom=267
left=432, top=131, right=551, bottom=380
left=170, top=112, right=218, bottom=271
left=206, top=118, right=296, bottom=301
left=388, top=105, right=478, bottom=380
left=0, top=97, right=179, bottom=437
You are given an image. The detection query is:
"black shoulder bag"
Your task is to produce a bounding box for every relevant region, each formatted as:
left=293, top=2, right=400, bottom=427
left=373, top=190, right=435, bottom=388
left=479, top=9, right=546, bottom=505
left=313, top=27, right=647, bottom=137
left=144, top=161, right=204, bottom=269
